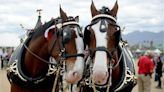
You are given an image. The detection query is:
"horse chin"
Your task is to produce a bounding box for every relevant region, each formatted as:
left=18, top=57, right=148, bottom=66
left=64, top=71, right=82, bottom=84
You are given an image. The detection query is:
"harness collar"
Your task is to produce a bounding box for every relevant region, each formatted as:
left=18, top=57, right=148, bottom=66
left=7, top=36, right=58, bottom=86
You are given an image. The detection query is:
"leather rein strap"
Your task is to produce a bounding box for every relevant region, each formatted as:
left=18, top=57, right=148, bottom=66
left=23, top=44, right=57, bottom=65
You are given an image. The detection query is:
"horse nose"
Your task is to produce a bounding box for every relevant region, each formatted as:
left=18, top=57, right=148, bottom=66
left=92, top=71, right=108, bottom=85
left=65, top=71, right=81, bottom=83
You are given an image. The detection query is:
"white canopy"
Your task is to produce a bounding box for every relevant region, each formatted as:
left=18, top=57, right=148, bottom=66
left=153, top=49, right=161, bottom=54
left=135, top=49, right=142, bottom=53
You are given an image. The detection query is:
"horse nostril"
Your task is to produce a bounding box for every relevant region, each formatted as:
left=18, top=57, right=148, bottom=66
left=98, top=81, right=101, bottom=84
left=73, top=71, right=78, bottom=76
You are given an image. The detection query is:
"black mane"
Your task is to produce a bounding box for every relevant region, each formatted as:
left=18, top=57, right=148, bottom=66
left=99, top=6, right=112, bottom=15
left=32, top=17, right=62, bottom=39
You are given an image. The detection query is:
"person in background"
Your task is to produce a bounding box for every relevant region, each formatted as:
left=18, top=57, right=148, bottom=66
left=160, top=53, right=164, bottom=86
left=160, top=53, right=164, bottom=67
left=137, top=51, right=155, bottom=92
left=154, top=54, right=159, bottom=82
left=155, top=55, right=163, bottom=89
left=0, top=48, right=2, bottom=69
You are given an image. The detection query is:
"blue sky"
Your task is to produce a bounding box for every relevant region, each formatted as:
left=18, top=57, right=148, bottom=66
left=0, top=0, right=163, bottom=46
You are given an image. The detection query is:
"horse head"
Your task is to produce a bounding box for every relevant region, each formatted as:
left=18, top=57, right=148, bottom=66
left=45, top=7, right=85, bottom=84
left=84, top=1, right=121, bottom=86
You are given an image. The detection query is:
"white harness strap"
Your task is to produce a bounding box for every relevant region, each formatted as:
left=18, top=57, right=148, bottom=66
left=62, top=21, right=80, bottom=27
left=92, top=14, right=117, bottom=22
left=44, top=25, right=56, bottom=38
left=44, top=21, right=80, bottom=39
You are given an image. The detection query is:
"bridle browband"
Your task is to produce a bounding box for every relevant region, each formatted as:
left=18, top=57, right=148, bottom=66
left=92, top=14, right=117, bottom=23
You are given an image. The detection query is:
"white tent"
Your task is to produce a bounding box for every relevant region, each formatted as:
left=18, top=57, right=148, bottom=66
left=135, top=49, right=142, bottom=53
left=153, top=49, right=161, bottom=55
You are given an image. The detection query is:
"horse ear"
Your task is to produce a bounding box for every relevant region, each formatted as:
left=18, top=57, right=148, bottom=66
left=111, top=0, right=118, bottom=17
left=75, top=16, right=79, bottom=22
left=60, top=6, right=68, bottom=22
left=90, top=0, right=99, bottom=17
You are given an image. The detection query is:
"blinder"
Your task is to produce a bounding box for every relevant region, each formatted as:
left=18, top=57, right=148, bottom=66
left=56, top=23, right=85, bottom=59
left=61, top=26, right=73, bottom=44
left=60, top=24, right=83, bottom=44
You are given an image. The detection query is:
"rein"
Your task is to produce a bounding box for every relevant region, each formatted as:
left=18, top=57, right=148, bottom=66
left=23, top=44, right=57, bottom=66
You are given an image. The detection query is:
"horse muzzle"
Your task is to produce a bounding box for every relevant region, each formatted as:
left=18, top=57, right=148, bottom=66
left=92, top=70, right=109, bottom=85
left=64, top=71, right=82, bottom=84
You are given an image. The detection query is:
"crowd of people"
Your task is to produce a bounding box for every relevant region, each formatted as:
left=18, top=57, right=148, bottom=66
left=0, top=47, right=14, bottom=69
left=137, top=51, right=164, bottom=92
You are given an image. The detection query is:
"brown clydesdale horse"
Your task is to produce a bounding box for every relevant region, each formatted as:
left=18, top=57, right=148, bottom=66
left=83, top=1, right=136, bottom=92
left=7, top=7, right=85, bottom=92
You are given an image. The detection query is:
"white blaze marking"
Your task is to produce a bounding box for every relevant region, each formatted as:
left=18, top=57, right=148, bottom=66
left=92, top=21, right=108, bottom=72
left=73, top=27, right=84, bottom=75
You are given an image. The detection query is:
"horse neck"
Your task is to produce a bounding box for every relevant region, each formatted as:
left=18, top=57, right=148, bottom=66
left=24, top=35, right=50, bottom=77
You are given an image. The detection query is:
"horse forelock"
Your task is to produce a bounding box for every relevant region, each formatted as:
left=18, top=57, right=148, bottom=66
left=99, top=6, right=112, bottom=15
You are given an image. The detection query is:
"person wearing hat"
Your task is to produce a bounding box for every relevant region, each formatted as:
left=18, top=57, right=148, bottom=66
left=137, top=51, right=155, bottom=92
